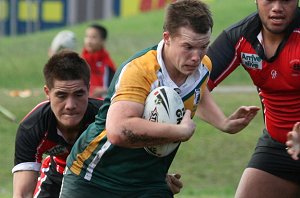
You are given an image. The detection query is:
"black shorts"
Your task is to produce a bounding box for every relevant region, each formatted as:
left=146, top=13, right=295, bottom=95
left=248, top=129, right=300, bottom=184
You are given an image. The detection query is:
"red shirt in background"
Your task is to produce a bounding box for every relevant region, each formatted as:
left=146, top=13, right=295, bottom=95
left=82, top=48, right=116, bottom=96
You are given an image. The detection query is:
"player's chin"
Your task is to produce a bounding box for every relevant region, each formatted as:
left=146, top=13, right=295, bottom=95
left=183, top=66, right=197, bottom=74
left=61, top=117, right=82, bottom=127
left=62, top=120, right=81, bottom=129
left=183, top=69, right=196, bottom=76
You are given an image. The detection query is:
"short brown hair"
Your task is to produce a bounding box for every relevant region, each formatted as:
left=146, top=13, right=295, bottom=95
left=163, top=0, right=213, bottom=36
left=43, top=50, right=90, bottom=89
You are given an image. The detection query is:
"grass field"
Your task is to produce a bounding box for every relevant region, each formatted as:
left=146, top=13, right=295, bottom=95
left=0, top=1, right=261, bottom=197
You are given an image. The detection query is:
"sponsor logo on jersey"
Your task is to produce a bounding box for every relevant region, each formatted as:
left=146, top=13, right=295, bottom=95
left=241, top=53, right=262, bottom=69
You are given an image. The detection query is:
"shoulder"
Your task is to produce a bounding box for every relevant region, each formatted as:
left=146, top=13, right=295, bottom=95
left=19, top=101, right=52, bottom=130
left=16, top=101, right=53, bottom=149
left=119, top=45, right=158, bottom=69
left=223, top=12, right=260, bottom=42
left=115, top=45, right=159, bottom=82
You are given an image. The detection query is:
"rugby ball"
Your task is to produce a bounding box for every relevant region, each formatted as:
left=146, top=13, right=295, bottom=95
left=143, top=86, right=185, bottom=157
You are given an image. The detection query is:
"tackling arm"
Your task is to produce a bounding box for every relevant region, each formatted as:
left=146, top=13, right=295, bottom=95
left=196, top=87, right=260, bottom=134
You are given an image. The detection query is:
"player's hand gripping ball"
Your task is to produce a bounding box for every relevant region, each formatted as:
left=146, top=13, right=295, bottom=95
left=143, top=86, right=185, bottom=157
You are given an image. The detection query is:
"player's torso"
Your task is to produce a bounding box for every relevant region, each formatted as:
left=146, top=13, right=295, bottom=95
left=239, top=31, right=300, bottom=92
left=15, top=102, right=69, bottom=162
left=110, top=45, right=211, bottom=117
left=14, top=99, right=101, bottom=172
left=237, top=29, right=300, bottom=143
left=68, top=44, right=211, bottom=191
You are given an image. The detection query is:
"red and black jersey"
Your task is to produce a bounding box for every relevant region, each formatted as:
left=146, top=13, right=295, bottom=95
left=12, top=98, right=102, bottom=174
left=207, top=9, right=300, bottom=144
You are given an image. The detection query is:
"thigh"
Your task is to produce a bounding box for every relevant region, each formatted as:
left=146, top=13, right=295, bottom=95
left=235, top=168, right=300, bottom=198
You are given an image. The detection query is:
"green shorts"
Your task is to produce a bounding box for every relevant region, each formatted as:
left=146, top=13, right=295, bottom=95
left=59, top=168, right=174, bottom=198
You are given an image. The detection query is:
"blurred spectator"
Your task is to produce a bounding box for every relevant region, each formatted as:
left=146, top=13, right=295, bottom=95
left=82, top=24, right=116, bottom=98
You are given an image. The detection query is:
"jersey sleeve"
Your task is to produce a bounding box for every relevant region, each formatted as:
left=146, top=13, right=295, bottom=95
left=12, top=123, right=43, bottom=173
left=207, top=12, right=259, bottom=91
left=207, top=30, right=239, bottom=90
left=12, top=103, right=50, bottom=173
left=111, top=52, right=158, bottom=104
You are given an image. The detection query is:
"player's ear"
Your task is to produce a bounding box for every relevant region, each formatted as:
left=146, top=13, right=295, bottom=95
left=44, top=85, right=50, bottom=100
left=163, top=31, right=171, bottom=45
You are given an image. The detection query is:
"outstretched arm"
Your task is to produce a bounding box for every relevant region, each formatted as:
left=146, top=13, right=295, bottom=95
left=196, top=87, right=260, bottom=134
left=286, top=122, right=300, bottom=160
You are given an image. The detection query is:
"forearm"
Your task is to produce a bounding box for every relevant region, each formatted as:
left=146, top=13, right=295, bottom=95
left=107, top=116, right=187, bottom=148
left=106, top=101, right=194, bottom=148
left=13, top=171, right=38, bottom=198
left=196, top=88, right=227, bottom=131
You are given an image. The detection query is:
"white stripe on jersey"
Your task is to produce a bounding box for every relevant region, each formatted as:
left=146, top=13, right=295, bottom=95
left=84, top=140, right=112, bottom=181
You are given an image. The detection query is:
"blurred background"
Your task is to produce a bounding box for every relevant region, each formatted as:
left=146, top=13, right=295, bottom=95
left=0, top=0, right=174, bottom=36
left=0, top=1, right=261, bottom=198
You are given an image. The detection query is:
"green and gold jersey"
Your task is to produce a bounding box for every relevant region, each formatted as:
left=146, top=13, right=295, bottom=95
left=67, top=40, right=212, bottom=192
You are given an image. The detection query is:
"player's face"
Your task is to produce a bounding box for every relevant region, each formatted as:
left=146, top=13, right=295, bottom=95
left=257, top=0, right=298, bottom=34
left=84, top=27, right=104, bottom=53
left=44, top=79, right=89, bottom=132
left=163, top=27, right=211, bottom=80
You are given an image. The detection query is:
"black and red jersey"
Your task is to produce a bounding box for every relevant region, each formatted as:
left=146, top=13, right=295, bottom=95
left=207, top=9, right=300, bottom=143
left=12, top=98, right=102, bottom=174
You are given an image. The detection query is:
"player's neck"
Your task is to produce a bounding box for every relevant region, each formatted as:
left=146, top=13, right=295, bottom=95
left=261, top=29, right=284, bottom=59
left=58, top=126, right=80, bottom=144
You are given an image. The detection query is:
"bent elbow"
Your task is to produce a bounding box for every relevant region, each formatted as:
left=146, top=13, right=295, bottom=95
left=107, top=133, right=122, bottom=145
left=106, top=127, right=126, bottom=146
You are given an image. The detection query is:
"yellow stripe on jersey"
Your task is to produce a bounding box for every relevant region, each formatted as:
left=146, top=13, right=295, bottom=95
left=70, top=130, right=107, bottom=175
left=202, top=55, right=212, bottom=72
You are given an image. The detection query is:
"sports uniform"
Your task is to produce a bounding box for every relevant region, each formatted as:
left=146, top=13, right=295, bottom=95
left=12, top=98, right=102, bottom=198
left=207, top=9, right=300, bottom=183
left=60, top=40, right=212, bottom=197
